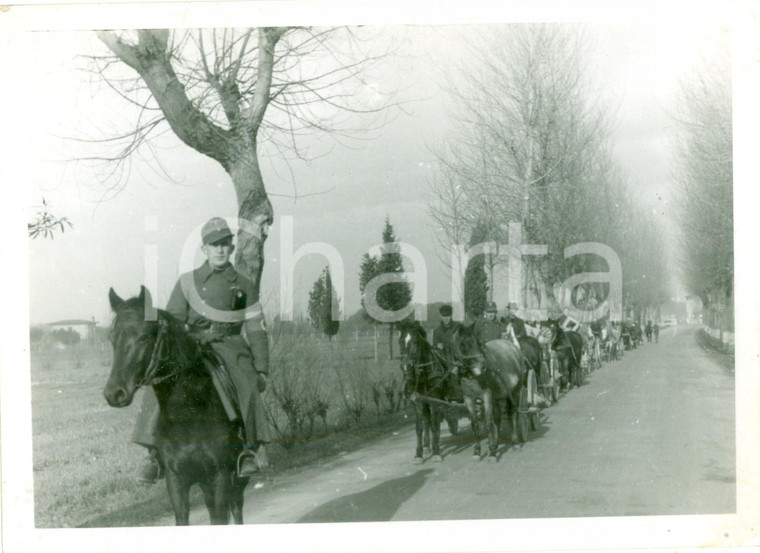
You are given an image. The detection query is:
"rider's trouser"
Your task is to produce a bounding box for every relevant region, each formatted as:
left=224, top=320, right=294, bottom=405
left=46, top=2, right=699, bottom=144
left=132, top=336, right=271, bottom=449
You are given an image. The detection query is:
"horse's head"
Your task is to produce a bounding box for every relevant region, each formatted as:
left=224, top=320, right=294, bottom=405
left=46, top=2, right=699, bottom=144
left=397, top=320, right=430, bottom=393
left=452, top=322, right=485, bottom=377
left=397, top=320, right=415, bottom=360
left=544, top=319, right=565, bottom=349
left=104, top=286, right=160, bottom=408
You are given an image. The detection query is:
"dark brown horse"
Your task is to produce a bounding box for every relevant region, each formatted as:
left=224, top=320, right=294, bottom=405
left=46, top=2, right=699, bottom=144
left=547, top=320, right=585, bottom=389
left=397, top=320, right=452, bottom=464
left=451, top=324, right=526, bottom=461
left=103, top=287, right=248, bottom=525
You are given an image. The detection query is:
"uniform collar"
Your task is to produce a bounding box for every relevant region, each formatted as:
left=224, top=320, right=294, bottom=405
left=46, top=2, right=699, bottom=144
left=196, top=261, right=238, bottom=283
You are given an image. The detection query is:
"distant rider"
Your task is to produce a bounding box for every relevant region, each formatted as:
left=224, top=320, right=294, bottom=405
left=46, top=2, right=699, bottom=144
left=433, top=304, right=457, bottom=367
left=502, top=301, right=526, bottom=347
left=473, top=301, right=504, bottom=345
left=432, top=304, right=462, bottom=400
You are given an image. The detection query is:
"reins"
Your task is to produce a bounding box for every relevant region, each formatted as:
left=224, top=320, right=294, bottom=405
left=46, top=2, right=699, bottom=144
left=136, top=317, right=181, bottom=388
left=401, top=331, right=455, bottom=394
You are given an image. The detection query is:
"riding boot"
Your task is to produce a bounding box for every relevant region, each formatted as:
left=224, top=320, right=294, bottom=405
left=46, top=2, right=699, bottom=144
left=237, top=443, right=269, bottom=478
left=137, top=447, right=163, bottom=484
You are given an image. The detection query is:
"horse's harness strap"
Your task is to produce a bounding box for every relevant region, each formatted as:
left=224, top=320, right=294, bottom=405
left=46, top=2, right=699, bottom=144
left=402, top=340, right=455, bottom=394
left=140, top=320, right=180, bottom=387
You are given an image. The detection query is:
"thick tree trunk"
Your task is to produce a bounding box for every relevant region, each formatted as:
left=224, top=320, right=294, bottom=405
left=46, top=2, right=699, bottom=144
left=98, top=28, right=289, bottom=301
left=228, top=143, right=273, bottom=300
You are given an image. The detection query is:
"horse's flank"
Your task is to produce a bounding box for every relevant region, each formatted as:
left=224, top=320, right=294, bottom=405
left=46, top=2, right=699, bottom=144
left=482, top=339, right=523, bottom=398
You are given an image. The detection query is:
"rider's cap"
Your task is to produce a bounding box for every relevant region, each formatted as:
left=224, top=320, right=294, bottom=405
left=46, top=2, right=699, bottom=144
left=201, top=217, right=234, bottom=245
left=439, top=304, right=453, bottom=316
left=507, top=301, right=519, bottom=310
left=485, top=301, right=497, bottom=313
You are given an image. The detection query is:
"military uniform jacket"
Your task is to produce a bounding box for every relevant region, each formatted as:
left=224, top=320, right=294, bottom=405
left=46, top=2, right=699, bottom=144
left=473, top=317, right=504, bottom=343
left=432, top=321, right=456, bottom=355
left=167, top=261, right=269, bottom=375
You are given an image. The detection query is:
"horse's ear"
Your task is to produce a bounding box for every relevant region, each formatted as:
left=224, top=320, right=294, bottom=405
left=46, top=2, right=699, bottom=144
left=108, top=288, right=125, bottom=312
left=138, top=285, right=154, bottom=310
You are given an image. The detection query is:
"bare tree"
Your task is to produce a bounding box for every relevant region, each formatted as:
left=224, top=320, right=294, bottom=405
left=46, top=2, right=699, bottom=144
left=93, top=28, right=393, bottom=294
left=674, top=40, right=732, bottom=331
left=430, top=25, right=614, bottom=306
left=428, top=24, right=671, bottom=318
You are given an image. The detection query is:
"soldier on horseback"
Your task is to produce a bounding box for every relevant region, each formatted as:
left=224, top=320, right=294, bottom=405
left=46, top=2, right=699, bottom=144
left=431, top=303, right=466, bottom=405
left=432, top=304, right=458, bottom=372
left=502, top=301, right=526, bottom=347
left=473, top=301, right=504, bottom=344
left=133, top=217, right=271, bottom=483
left=557, top=308, right=580, bottom=332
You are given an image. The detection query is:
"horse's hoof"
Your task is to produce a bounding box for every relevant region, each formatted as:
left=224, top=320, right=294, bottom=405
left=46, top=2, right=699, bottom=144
left=487, top=455, right=497, bottom=463
left=413, top=457, right=424, bottom=465
left=431, top=455, right=443, bottom=463
left=471, top=455, right=481, bottom=462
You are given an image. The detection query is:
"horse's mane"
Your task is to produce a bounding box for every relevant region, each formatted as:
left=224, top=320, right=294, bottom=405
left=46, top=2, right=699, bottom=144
left=400, top=321, right=437, bottom=362
left=156, top=309, right=204, bottom=371
left=111, top=299, right=202, bottom=372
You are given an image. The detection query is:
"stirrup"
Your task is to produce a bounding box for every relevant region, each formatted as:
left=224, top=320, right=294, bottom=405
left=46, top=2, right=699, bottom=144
left=237, top=451, right=259, bottom=478
left=236, top=448, right=267, bottom=478
left=136, top=456, right=163, bottom=484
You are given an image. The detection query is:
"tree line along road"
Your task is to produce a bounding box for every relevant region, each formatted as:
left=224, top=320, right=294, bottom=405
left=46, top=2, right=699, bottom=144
left=157, top=325, right=735, bottom=525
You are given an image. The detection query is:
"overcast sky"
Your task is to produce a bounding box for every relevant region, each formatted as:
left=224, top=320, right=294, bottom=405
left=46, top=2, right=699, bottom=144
left=20, top=3, right=733, bottom=325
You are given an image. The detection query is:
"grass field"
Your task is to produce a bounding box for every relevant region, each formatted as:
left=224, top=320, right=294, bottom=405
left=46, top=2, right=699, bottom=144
left=30, top=329, right=406, bottom=528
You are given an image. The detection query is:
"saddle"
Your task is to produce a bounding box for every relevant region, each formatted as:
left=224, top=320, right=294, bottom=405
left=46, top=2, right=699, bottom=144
left=200, top=346, right=242, bottom=423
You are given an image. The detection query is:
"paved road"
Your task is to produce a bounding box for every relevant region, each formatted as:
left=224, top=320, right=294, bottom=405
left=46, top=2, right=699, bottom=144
left=161, top=325, right=735, bottom=525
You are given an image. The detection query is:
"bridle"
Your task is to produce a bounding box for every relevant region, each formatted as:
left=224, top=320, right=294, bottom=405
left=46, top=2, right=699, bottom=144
left=400, top=330, right=452, bottom=392
left=450, top=326, right=484, bottom=376
left=135, top=317, right=180, bottom=388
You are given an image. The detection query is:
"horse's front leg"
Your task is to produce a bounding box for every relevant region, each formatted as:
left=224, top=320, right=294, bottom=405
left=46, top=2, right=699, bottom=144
left=463, top=395, right=481, bottom=461
left=484, top=389, right=498, bottom=462
left=508, top=396, right=519, bottom=444
left=413, top=405, right=424, bottom=464
left=423, top=403, right=431, bottom=453
left=430, top=405, right=442, bottom=462
left=165, top=470, right=191, bottom=526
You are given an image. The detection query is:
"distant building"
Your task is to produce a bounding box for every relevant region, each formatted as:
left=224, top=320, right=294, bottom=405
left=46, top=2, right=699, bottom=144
left=46, top=319, right=98, bottom=341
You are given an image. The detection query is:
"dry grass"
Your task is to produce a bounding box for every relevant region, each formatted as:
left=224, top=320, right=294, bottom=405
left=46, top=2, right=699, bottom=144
left=31, top=331, right=406, bottom=528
